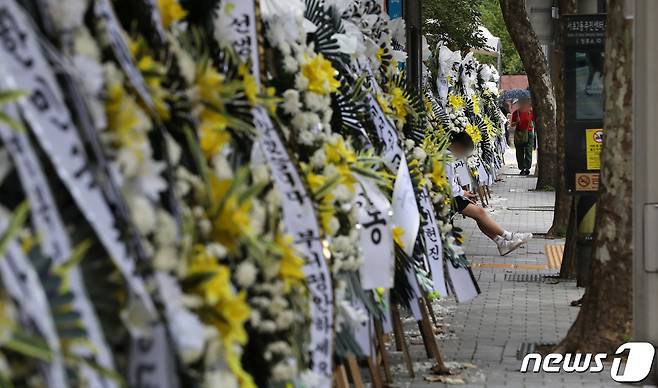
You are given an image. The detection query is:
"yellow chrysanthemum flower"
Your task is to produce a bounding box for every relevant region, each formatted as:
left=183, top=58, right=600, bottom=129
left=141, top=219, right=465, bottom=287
left=390, top=87, right=408, bottom=121
left=448, top=94, right=465, bottom=110
left=336, top=165, right=356, bottom=191
left=325, top=137, right=357, bottom=165
left=429, top=159, right=449, bottom=191
left=238, top=64, right=258, bottom=105
left=195, top=66, right=231, bottom=158
left=105, top=81, right=150, bottom=156
left=210, top=178, right=253, bottom=250
left=471, top=94, right=480, bottom=115
left=225, top=345, right=256, bottom=388
left=424, top=96, right=432, bottom=113
left=465, top=124, right=481, bottom=143
left=301, top=54, right=340, bottom=95
left=376, top=93, right=393, bottom=115
left=157, top=0, right=187, bottom=29
left=196, top=66, right=226, bottom=103
left=275, top=235, right=306, bottom=293
left=187, top=246, right=251, bottom=346
left=376, top=47, right=385, bottom=62
left=392, top=226, right=405, bottom=249
left=306, top=172, right=326, bottom=193
left=187, top=245, right=254, bottom=388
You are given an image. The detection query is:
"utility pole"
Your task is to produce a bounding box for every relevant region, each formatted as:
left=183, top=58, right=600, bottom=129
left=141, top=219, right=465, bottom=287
left=633, top=0, right=658, bottom=380
left=405, top=0, right=423, bottom=90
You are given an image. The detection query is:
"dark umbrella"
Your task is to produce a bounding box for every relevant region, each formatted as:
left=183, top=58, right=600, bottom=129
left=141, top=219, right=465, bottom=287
left=499, top=88, right=531, bottom=103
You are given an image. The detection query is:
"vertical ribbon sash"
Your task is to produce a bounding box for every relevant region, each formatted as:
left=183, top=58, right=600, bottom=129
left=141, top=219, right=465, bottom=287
left=223, top=1, right=333, bottom=382
left=0, top=105, right=117, bottom=387
left=353, top=176, right=395, bottom=290
left=0, top=217, right=68, bottom=388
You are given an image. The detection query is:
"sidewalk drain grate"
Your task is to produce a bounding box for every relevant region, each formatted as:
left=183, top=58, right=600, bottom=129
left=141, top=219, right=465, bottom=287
left=504, top=273, right=547, bottom=282
left=506, top=206, right=555, bottom=212
left=516, top=342, right=556, bottom=360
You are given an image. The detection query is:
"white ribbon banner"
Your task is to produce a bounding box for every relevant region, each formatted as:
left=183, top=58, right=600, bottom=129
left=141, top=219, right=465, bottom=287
left=94, top=0, right=156, bottom=112
left=0, top=106, right=117, bottom=388
left=418, top=187, right=447, bottom=296
left=253, top=107, right=334, bottom=381
left=353, top=175, right=395, bottom=290
left=223, top=1, right=334, bottom=382
left=0, top=217, right=68, bottom=388
left=364, top=89, right=422, bottom=318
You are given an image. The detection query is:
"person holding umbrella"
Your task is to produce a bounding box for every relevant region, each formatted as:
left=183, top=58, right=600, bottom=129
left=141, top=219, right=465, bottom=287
left=510, top=98, right=534, bottom=175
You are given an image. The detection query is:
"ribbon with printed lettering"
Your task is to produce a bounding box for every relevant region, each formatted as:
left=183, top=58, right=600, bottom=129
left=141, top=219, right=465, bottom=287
left=0, top=104, right=118, bottom=388
left=0, top=215, right=68, bottom=388
left=222, top=0, right=334, bottom=382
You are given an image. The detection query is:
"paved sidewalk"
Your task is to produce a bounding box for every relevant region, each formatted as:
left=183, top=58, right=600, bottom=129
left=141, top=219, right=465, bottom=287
left=389, top=150, right=627, bottom=388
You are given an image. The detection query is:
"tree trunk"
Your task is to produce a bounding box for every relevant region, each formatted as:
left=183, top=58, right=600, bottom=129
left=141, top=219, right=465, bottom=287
left=553, top=0, right=633, bottom=354
left=500, top=0, right=558, bottom=191
left=547, top=0, right=577, bottom=238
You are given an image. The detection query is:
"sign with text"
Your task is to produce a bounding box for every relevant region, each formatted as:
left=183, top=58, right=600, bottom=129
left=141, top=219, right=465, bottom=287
left=563, top=14, right=606, bottom=194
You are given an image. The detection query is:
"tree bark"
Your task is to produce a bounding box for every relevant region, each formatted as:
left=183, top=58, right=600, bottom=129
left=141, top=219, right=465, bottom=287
left=500, top=0, right=558, bottom=191
left=547, top=0, right=577, bottom=238
left=553, top=0, right=633, bottom=353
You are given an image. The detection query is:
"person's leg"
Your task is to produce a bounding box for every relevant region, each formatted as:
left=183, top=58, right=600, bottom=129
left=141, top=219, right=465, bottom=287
left=523, top=136, right=533, bottom=172
left=461, top=203, right=505, bottom=240
left=461, top=202, right=529, bottom=256
left=515, top=142, right=525, bottom=172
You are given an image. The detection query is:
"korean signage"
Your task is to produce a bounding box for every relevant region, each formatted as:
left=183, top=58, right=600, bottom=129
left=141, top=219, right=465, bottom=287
left=563, top=14, right=606, bottom=194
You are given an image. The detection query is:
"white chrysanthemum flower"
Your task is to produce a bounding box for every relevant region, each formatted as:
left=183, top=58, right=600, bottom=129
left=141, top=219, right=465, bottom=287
left=327, top=217, right=340, bottom=236
left=412, top=147, right=427, bottom=163
left=299, top=370, right=322, bottom=388
left=250, top=201, right=266, bottom=235
left=154, top=247, right=178, bottom=271
left=295, top=73, right=309, bottom=90
left=203, top=370, right=238, bottom=388
left=332, top=184, right=354, bottom=203
left=235, top=261, right=258, bottom=288
left=282, top=89, right=301, bottom=114
left=283, top=55, right=298, bottom=72
left=212, top=153, right=234, bottom=180
left=271, top=360, right=298, bottom=381
left=298, top=129, right=315, bottom=145
left=275, top=310, right=295, bottom=329
left=304, top=92, right=325, bottom=111
left=128, top=195, right=156, bottom=235
left=206, top=243, right=228, bottom=258
left=269, top=296, right=289, bottom=315
left=252, top=164, right=270, bottom=184
left=49, top=0, right=87, bottom=31
left=309, top=150, right=326, bottom=170
left=333, top=235, right=353, bottom=256
left=250, top=310, right=261, bottom=327
left=304, top=112, right=321, bottom=130
left=258, top=320, right=277, bottom=334
left=198, top=219, right=212, bottom=237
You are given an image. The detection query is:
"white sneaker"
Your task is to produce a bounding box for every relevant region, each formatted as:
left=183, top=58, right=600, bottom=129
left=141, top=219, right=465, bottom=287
left=510, top=232, right=533, bottom=243
left=497, top=238, right=524, bottom=256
